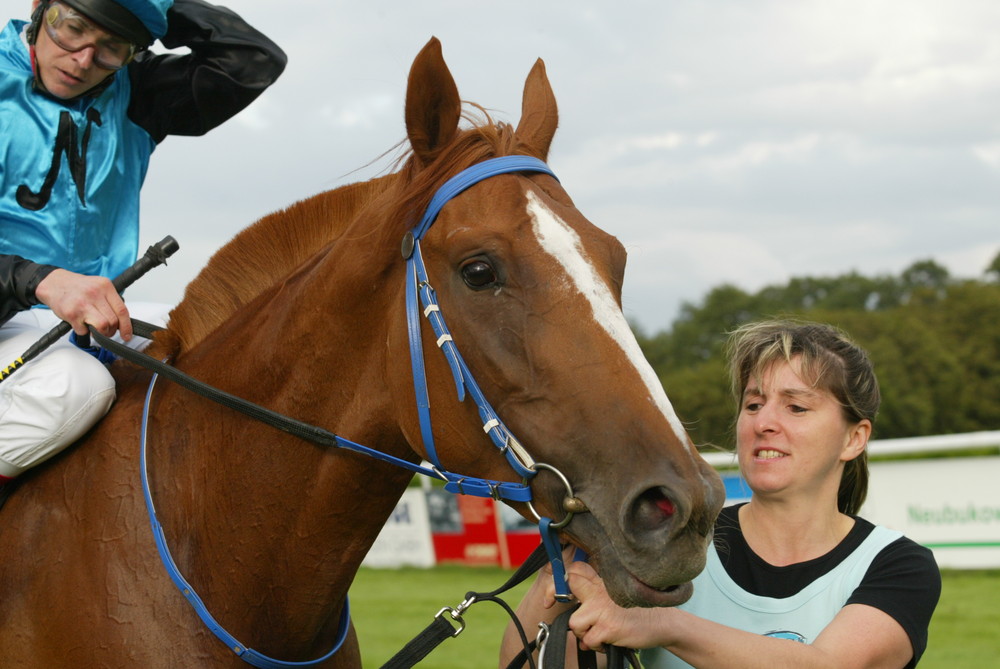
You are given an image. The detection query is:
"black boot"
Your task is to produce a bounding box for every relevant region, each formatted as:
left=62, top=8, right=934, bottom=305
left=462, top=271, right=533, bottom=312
left=0, top=478, right=19, bottom=511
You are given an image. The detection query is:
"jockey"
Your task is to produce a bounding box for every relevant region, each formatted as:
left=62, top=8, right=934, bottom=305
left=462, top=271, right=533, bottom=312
left=0, top=0, right=286, bottom=489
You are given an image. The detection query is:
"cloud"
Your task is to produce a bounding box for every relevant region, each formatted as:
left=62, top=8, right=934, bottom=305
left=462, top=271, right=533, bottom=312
left=126, top=0, right=1000, bottom=335
left=319, top=94, right=396, bottom=130
left=974, top=143, right=1000, bottom=170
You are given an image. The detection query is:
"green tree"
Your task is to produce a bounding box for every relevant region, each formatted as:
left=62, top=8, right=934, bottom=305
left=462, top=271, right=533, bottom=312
left=636, top=262, right=1000, bottom=449
left=900, top=259, right=950, bottom=307
left=917, top=280, right=1000, bottom=431
left=660, top=357, right=733, bottom=451
left=986, top=250, right=1000, bottom=282
left=901, top=259, right=950, bottom=290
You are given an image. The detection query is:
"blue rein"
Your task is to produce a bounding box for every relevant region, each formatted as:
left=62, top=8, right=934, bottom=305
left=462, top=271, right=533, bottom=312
left=140, top=375, right=351, bottom=669
left=141, top=155, right=574, bottom=667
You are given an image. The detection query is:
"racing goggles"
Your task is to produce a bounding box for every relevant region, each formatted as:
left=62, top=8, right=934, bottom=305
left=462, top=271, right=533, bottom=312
left=43, top=2, right=138, bottom=70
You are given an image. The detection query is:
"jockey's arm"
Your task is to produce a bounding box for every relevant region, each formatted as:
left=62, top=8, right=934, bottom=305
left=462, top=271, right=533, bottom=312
left=0, top=254, right=56, bottom=326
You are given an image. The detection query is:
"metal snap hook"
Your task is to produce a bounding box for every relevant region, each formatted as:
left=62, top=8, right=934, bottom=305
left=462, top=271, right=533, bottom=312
left=536, top=622, right=551, bottom=666
left=433, top=607, right=467, bottom=638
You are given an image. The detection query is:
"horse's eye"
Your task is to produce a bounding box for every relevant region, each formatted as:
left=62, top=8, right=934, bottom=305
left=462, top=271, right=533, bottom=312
left=460, top=259, right=498, bottom=289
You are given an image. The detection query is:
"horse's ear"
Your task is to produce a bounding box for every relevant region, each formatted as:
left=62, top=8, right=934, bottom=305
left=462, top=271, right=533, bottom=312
left=405, top=37, right=461, bottom=166
left=514, top=58, right=559, bottom=160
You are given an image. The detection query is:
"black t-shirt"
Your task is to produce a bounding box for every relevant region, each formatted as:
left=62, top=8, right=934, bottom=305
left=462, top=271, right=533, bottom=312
left=714, top=504, right=941, bottom=668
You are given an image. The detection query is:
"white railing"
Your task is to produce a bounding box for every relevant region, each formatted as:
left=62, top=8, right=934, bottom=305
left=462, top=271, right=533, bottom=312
left=700, top=430, right=1000, bottom=469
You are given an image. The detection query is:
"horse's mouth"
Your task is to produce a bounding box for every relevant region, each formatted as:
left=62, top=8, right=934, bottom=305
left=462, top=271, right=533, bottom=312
left=625, top=573, right=694, bottom=608
left=572, top=531, right=702, bottom=608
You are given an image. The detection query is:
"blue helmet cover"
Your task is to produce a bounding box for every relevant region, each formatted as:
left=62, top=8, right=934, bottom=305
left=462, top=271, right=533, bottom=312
left=114, top=0, right=172, bottom=40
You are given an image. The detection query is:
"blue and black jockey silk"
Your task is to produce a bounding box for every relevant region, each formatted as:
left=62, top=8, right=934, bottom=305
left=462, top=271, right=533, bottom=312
left=0, top=0, right=287, bottom=325
left=0, top=19, right=151, bottom=281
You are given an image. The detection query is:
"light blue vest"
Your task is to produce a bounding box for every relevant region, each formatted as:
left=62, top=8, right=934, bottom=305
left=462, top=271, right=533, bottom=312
left=0, top=20, right=154, bottom=280
left=640, top=525, right=903, bottom=668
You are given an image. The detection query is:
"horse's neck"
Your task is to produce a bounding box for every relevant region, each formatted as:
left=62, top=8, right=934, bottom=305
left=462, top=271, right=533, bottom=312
left=145, top=250, right=419, bottom=656
left=147, top=379, right=415, bottom=656
left=137, top=167, right=426, bottom=656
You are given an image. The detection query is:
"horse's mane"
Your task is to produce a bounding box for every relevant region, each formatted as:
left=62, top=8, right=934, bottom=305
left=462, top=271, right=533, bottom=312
left=148, top=175, right=397, bottom=358
left=150, top=106, right=530, bottom=359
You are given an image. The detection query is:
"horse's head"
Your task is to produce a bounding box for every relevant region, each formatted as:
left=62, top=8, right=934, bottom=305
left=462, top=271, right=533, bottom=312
left=392, top=39, right=725, bottom=608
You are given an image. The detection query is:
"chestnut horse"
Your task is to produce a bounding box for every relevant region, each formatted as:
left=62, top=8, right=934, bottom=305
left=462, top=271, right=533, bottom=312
left=0, top=38, right=723, bottom=667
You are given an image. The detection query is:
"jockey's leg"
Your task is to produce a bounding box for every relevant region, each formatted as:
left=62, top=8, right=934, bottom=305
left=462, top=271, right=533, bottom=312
left=0, top=302, right=171, bottom=483
left=0, top=328, right=115, bottom=481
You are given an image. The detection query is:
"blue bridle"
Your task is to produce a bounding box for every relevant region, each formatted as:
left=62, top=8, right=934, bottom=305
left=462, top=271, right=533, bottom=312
left=403, top=155, right=557, bottom=494
left=403, top=153, right=575, bottom=600
left=140, top=155, right=576, bottom=668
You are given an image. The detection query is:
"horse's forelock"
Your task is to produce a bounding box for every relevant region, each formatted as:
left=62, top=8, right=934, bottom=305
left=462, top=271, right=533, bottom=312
left=384, top=110, right=528, bottom=239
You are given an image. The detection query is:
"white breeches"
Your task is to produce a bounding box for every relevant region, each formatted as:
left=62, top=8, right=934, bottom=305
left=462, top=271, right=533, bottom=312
left=0, top=302, right=171, bottom=479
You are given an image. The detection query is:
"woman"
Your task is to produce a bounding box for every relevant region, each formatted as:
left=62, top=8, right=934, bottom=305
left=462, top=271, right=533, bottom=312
left=502, top=319, right=940, bottom=669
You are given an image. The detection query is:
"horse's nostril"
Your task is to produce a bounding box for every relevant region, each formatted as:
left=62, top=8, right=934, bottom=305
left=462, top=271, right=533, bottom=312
left=630, top=487, right=677, bottom=532
left=655, top=496, right=676, bottom=517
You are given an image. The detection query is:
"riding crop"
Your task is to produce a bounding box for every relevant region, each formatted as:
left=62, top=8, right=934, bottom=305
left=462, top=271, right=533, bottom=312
left=0, top=235, right=179, bottom=383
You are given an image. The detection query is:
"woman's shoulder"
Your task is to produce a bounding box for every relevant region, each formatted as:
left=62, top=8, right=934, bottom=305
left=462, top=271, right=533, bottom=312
left=865, top=528, right=940, bottom=583
left=714, top=503, right=743, bottom=533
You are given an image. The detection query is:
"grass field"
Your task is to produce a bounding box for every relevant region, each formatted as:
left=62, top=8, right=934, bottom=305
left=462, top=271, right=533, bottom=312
left=349, top=566, right=1000, bottom=668
left=919, top=570, right=1000, bottom=668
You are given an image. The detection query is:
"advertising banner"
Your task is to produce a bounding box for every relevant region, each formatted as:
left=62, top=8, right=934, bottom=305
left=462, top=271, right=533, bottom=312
left=863, top=456, right=1000, bottom=569
left=362, top=488, right=436, bottom=568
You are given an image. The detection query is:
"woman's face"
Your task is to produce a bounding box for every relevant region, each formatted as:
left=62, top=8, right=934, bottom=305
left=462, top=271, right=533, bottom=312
left=736, top=357, right=869, bottom=502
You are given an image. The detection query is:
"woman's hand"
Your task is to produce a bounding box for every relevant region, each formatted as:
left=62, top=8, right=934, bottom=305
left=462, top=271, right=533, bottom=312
left=551, top=561, right=671, bottom=652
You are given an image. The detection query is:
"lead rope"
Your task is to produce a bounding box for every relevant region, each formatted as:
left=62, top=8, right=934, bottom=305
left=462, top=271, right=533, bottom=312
left=383, top=541, right=639, bottom=669
left=529, top=607, right=641, bottom=669
left=381, top=543, right=550, bottom=669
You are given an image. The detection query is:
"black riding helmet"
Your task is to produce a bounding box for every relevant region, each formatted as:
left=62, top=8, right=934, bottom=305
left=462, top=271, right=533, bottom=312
left=27, top=0, right=170, bottom=48
left=60, top=0, right=152, bottom=46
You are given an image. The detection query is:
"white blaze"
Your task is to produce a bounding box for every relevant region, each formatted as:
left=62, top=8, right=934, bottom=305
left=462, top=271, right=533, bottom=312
left=525, top=191, right=693, bottom=451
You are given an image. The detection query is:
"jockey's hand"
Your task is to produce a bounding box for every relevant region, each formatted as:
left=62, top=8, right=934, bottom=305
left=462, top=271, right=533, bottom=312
left=35, top=269, right=132, bottom=341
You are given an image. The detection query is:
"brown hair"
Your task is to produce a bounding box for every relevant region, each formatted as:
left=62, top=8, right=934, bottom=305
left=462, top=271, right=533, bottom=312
left=725, top=320, right=880, bottom=515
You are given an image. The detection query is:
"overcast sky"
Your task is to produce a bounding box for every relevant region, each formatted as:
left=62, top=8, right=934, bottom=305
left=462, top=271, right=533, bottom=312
left=82, top=0, right=998, bottom=334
